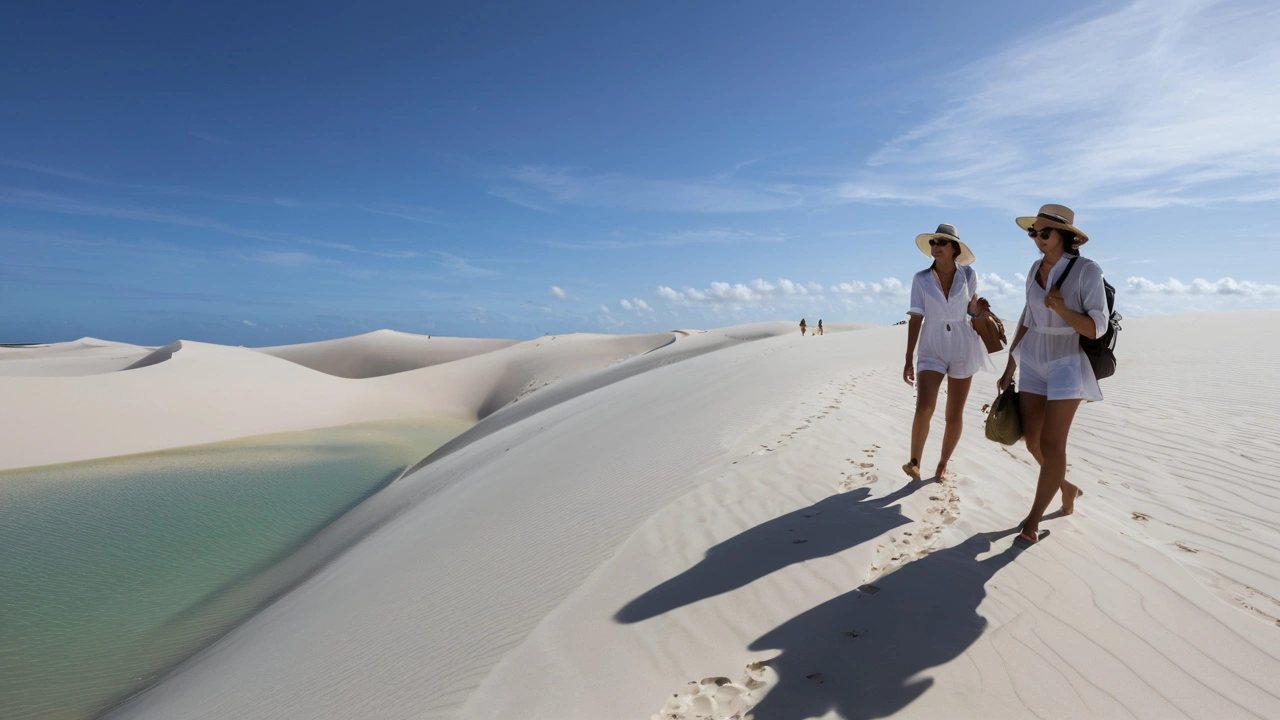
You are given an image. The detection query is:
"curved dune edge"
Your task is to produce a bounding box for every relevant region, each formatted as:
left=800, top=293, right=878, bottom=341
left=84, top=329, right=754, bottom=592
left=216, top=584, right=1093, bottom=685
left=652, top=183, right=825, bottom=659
left=100, top=312, right=1280, bottom=720
left=0, top=337, right=157, bottom=377
left=122, top=340, right=183, bottom=370
left=255, top=330, right=520, bottom=378
left=0, top=331, right=680, bottom=471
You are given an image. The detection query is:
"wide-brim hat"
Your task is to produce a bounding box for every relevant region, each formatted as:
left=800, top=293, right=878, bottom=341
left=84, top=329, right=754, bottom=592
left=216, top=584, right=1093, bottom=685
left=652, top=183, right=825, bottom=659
left=1016, top=203, right=1089, bottom=245
left=915, top=223, right=975, bottom=265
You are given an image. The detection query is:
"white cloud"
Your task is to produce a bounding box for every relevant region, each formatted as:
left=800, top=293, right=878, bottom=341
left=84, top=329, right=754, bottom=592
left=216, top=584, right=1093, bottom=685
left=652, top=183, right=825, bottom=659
left=619, top=298, right=651, bottom=312
left=242, top=319, right=257, bottom=326
left=1125, top=276, right=1280, bottom=297
left=847, top=0, right=1280, bottom=210
left=548, top=285, right=569, bottom=300
left=977, top=272, right=1018, bottom=297
left=600, top=304, right=611, bottom=313
left=659, top=276, right=907, bottom=307
left=828, top=278, right=907, bottom=297
left=619, top=299, right=633, bottom=310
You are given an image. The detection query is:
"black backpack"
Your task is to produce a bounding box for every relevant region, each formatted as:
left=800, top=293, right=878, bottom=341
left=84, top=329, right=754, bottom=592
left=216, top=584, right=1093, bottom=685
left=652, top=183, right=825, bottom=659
left=1053, top=256, right=1121, bottom=379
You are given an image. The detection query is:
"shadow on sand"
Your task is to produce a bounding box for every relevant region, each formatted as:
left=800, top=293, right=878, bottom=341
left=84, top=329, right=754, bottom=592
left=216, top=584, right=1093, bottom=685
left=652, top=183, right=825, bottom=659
left=615, top=478, right=935, bottom=624
left=746, top=529, right=1028, bottom=720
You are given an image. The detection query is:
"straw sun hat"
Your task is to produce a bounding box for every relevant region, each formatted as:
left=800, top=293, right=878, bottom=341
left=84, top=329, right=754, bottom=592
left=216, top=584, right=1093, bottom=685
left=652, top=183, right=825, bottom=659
left=1015, top=203, right=1089, bottom=245
left=914, top=223, right=975, bottom=266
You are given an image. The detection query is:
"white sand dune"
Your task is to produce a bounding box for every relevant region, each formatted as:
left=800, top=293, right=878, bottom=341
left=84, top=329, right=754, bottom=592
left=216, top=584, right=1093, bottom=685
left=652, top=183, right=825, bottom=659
left=91, top=312, right=1280, bottom=720
left=256, top=329, right=519, bottom=378
left=0, top=338, right=156, bottom=376
left=0, top=331, right=677, bottom=471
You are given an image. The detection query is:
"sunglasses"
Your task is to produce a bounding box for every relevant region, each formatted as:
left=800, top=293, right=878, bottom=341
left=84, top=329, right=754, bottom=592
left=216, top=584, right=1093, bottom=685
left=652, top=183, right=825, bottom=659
left=1027, top=226, right=1053, bottom=240
left=928, top=238, right=958, bottom=248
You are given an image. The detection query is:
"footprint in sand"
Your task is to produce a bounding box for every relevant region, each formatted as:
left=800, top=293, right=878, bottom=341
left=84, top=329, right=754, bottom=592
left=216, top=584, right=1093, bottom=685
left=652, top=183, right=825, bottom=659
left=863, top=477, right=959, bottom=581
left=653, top=662, right=775, bottom=720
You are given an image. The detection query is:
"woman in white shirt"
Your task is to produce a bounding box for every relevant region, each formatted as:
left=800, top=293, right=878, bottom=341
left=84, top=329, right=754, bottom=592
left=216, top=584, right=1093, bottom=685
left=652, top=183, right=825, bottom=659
left=902, top=223, right=993, bottom=482
left=997, top=204, right=1110, bottom=545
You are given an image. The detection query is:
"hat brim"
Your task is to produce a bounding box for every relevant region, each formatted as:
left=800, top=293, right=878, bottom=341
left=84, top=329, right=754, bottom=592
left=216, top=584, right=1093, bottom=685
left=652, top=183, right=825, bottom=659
left=1016, top=216, right=1089, bottom=244
left=915, top=233, right=976, bottom=266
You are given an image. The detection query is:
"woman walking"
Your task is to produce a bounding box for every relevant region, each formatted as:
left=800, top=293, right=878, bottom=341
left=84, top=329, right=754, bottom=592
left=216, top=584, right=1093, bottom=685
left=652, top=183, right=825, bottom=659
left=903, top=223, right=992, bottom=481
left=997, top=205, right=1109, bottom=544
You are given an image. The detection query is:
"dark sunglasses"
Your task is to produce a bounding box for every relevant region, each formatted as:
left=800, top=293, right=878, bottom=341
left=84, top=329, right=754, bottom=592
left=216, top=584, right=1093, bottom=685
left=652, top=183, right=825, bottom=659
left=928, top=238, right=958, bottom=248
left=1027, top=226, right=1053, bottom=240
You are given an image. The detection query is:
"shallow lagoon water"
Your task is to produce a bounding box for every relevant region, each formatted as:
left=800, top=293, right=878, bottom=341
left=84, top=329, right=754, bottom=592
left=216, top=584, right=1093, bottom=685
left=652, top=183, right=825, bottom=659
left=0, top=417, right=471, bottom=720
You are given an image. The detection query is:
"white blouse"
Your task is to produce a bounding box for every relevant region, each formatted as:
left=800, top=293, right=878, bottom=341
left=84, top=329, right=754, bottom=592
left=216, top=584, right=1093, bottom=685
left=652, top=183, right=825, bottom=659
left=1015, top=254, right=1110, bottom=402
left=908, top=264, right=991, bottom=374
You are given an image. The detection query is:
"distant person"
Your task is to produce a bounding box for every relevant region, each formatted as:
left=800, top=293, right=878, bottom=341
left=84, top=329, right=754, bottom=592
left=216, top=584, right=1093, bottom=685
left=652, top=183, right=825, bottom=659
left=800, top=318, right=807, bottom=336
left=998, top=204, right=1108, bottom=545
left=818, top=319, right=824, bottom=336
left=903, top=223, right=992, bottom=482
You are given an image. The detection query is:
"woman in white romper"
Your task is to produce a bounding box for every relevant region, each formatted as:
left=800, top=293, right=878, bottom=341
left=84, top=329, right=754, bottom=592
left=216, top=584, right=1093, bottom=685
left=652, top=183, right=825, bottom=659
left=902, top=223, right=993, bottom=482
left=997, top=204, right=1109, bottom=545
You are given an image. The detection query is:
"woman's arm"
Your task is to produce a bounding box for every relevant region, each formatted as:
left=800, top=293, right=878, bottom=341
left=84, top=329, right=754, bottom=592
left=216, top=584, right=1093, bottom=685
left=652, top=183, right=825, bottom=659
left=1044, top=287, right=1099, bottom=340
left=997, top=307, right=1029, bottom=391
left=903, top=313, right=923, bottom=385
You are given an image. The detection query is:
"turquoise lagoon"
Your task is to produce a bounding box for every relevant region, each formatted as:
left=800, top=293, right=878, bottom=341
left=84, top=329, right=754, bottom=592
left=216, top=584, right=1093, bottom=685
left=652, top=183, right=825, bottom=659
left=0, top=418, right=470, bottom=720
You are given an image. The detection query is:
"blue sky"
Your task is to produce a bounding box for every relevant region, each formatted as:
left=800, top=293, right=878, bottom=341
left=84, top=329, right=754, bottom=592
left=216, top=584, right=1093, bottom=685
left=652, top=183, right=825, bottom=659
left=3, top=0, right=1278, bottom=345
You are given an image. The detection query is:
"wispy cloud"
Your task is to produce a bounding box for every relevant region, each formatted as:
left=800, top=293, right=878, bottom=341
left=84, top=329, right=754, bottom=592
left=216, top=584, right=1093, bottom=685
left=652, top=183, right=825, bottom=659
left=0, top=186, right=417, bottom=259
left=360, top=203, right=446, bottom=225
left=546, top=228, right=788, bottom=250
left=492, top=165, right=804, bottom=214
left=189, top=131, right=235, bottom=146
left=247, top=250, right=333, bottom=267
left=548, top=285, right=569, bottom=300
left=843, top=0, right=1280, bottom=210
left=433, top=251, right=498, bottom=277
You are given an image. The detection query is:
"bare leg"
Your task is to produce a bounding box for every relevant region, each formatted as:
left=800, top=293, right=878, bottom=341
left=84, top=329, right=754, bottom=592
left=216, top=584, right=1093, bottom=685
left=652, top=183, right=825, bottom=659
left=1019, top=391, right=1047, bottom=467
left=904, top=370, right=944, bottom=480
left=934, top=375, right=973, bottom=479
left=1020, top=398, right=1082, bottom=542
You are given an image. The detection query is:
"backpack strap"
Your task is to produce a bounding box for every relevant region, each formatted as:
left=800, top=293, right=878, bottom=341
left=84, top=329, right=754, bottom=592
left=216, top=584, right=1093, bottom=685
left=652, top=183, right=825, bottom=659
left=1052, top=256, right=1080, bottom=291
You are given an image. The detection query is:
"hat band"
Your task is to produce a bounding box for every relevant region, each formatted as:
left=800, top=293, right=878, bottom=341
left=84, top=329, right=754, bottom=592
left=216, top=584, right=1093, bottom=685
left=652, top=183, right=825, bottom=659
left=1038, top=212, right=1069, bottom=224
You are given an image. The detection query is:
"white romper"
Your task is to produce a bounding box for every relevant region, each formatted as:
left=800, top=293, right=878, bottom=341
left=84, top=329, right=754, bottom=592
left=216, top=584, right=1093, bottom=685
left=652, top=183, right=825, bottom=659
left=1014, top=254, right=1109, bottom=402
left=907, top=264, right=992, bottom=379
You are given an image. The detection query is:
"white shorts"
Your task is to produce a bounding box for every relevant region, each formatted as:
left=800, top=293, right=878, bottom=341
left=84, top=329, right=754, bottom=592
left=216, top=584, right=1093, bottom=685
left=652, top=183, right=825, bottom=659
left=916, top=355, right=977, bottom=380
left=1019, top=358, right=1086, bottom=400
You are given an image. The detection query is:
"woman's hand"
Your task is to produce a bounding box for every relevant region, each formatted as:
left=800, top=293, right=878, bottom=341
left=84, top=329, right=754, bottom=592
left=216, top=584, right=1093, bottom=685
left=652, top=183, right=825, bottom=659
left=997, top=358, right=1016, bottom=392
left=903, top=358, right=915, bottom=386
left=1044, top=287, right=1067, bottom=315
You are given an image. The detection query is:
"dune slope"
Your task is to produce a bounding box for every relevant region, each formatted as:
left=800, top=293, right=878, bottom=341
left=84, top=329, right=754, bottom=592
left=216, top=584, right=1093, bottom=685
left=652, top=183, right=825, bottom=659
left=109, top=312, right=1280, bottom=720
left=256, top=330, right=518, bottom=378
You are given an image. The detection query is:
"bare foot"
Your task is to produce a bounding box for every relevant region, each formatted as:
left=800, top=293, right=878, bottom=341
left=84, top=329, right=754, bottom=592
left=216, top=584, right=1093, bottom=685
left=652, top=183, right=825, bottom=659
left=902, top=459, right=921, bottom=480
left=1016, top=524, right=1045, bottom=545
left=1016, top=527, right=1049, bottom=545
left=1061, top=483, right=1083, bottom=515
left=934, top=462, right=951, bottom=482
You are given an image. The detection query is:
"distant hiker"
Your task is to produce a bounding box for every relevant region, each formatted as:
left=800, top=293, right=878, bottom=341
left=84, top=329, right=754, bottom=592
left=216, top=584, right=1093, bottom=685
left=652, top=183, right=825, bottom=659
left=998, top=204, right=1109, bottom=545
left=903, top=223, right=992, bottom=482
left=800, top=318, right=807, bottom=336
left=817, top=319, right=824, bottom=336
